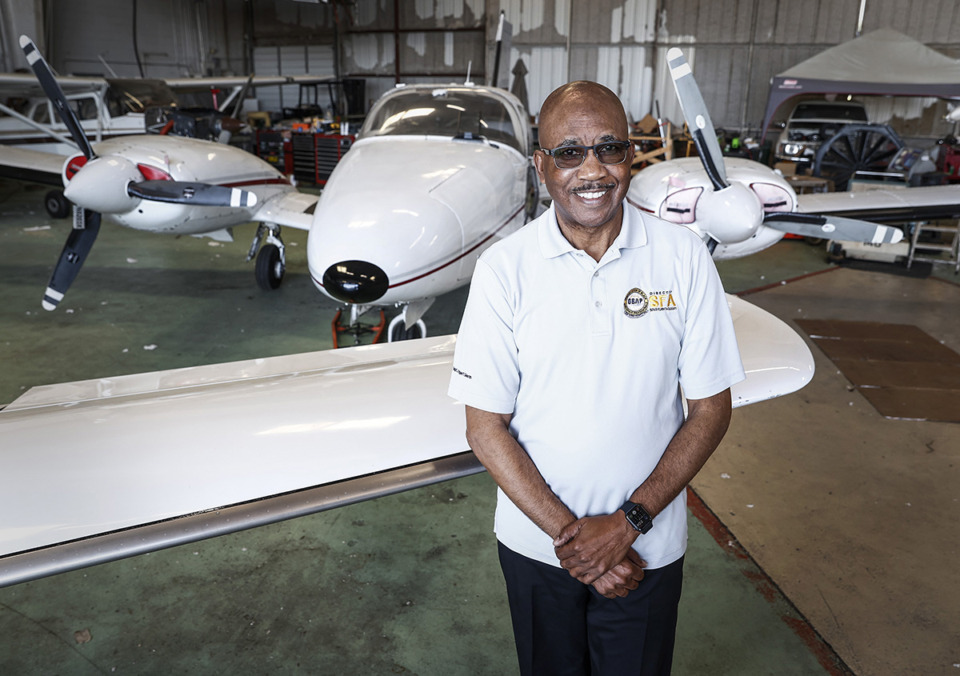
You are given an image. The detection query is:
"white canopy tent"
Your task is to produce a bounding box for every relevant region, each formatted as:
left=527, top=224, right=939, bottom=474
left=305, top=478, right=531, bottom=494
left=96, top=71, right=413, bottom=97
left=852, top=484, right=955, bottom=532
left=761, top=29, right=960, bottom=140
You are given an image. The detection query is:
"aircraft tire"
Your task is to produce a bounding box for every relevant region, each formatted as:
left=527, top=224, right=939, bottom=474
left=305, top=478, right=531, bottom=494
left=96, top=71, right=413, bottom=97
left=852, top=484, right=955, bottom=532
left=255, top=244, right=284, bottom=290
left=388, top=316, right=426, bottom=342
left=45, top=190, right=71, bottom=219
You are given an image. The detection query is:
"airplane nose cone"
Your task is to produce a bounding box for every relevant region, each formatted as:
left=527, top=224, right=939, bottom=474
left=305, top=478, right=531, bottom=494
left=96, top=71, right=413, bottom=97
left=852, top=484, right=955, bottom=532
left=322, top=260, right=389, bottom=304
left=63, top=156, right=142, bottom=213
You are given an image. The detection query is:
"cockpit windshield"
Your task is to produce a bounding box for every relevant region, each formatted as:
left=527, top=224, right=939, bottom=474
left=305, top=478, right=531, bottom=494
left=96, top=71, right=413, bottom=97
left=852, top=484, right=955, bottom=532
left=361, top=87, right=521, bottom=152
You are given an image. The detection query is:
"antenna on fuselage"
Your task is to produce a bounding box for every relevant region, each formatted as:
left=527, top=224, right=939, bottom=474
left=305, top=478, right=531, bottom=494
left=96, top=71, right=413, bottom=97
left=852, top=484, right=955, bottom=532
left=464, top=61, right=474, bottom=86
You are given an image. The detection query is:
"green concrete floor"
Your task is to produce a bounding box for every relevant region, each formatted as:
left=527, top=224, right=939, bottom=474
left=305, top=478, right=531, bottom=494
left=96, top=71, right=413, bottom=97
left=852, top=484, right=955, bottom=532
left=3, top=175, right=941, bottom=674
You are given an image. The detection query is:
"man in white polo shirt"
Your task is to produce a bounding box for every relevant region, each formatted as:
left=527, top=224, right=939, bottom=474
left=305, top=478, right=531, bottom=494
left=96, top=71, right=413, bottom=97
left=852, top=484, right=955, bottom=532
left=448, top=81, right=744, bottom=675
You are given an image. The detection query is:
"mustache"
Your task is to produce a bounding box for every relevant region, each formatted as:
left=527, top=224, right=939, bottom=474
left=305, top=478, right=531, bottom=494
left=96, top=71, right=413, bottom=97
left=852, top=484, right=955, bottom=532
left=572, top=183, right=616, bottom=194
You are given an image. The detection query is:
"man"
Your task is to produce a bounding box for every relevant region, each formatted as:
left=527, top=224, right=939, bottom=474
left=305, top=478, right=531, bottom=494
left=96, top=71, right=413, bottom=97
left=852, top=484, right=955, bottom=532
left=448, top=81, right=744, bottom=675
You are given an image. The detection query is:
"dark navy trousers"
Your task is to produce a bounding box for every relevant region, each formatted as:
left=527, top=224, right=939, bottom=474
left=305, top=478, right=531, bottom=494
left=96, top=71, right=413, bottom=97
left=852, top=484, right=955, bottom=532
left=498, top=542, right=684, bottom=676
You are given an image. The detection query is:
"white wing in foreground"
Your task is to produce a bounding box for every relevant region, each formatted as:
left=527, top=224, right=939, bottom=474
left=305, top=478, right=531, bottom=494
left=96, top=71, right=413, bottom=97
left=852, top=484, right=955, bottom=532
left=0, top=296, right=812, bottom=586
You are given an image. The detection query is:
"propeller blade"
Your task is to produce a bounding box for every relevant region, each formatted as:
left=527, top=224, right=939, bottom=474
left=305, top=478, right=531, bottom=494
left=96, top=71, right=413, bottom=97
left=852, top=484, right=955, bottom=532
left=42, top=209, right=101, bottom=311
left=127, top=181, right=258, bottom=208
left=19, top=35, right=95, bottom=159
left=764, top=212, right=904, bottom=244
left=666, top=47, right=727, bottom=191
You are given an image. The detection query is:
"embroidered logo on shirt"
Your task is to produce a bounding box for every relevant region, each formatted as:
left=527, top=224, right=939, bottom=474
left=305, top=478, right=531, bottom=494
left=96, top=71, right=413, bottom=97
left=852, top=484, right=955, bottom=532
left=452, top=366, right=472, bottom=379
left=623, top=288, right=648, bottom=317
left=624, top=288, right=677, bottom=317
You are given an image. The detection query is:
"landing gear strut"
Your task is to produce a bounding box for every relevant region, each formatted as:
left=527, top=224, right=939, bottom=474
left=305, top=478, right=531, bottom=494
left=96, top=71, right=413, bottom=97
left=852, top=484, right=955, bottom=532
left=330, top=305, right=430, bottom=348
left=248, top=223, right=285, bottom=290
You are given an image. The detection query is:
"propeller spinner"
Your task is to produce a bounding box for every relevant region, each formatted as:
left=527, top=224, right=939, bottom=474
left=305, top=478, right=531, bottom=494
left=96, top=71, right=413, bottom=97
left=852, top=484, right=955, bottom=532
left=19, top=35, right=256, bottom=310
left=663, top=47, right=902, bottom=250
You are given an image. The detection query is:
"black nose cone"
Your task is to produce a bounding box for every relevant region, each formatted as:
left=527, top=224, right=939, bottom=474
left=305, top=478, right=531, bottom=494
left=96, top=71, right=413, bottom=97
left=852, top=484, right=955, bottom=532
left=322, top=260, right=389, bottom=304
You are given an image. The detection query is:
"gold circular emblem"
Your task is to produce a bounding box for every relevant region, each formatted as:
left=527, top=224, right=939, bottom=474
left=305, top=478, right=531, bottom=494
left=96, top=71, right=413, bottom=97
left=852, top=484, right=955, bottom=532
left=624, top=288, right=648, bottom=317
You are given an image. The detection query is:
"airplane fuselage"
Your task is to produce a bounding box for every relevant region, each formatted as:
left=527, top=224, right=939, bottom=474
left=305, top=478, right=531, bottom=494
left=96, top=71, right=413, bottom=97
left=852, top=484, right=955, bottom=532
left=308, top=135, right=530, bottom=306
left=304, top=83, right=536, bottom=318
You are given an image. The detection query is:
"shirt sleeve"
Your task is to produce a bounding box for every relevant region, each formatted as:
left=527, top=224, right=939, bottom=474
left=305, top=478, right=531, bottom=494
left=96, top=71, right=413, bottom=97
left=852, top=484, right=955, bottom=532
left=447, top=257, right=520, bottom=414
left=677, top=241, right=746, bottom=400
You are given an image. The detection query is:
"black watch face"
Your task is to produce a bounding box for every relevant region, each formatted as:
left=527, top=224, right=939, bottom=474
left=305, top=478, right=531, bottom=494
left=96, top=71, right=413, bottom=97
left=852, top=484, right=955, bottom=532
left=626, top=505, right=652, bottom=533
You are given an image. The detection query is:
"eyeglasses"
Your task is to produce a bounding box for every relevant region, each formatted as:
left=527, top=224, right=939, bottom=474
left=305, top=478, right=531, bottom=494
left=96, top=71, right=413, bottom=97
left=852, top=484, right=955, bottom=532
left=539, top=141, right=632, bottom=169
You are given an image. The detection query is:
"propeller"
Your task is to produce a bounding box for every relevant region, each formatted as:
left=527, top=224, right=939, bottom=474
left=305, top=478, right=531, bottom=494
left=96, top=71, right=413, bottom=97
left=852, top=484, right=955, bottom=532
left=666, top=48, right=727, bottom=191
left=19, top=35, right=257, bottom=310
left=128, top=181, right=257, bottom=207
left=664, top=47, right=903, bottom=248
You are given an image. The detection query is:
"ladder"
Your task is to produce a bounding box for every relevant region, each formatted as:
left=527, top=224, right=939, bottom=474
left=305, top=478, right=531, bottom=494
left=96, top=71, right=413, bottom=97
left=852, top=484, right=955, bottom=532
left=907, top=221, right=960, bottom=273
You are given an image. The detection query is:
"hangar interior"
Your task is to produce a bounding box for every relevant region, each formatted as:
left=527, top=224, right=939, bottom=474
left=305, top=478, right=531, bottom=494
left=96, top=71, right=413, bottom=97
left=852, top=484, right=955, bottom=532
left=1, top=1, right=960, bottom=675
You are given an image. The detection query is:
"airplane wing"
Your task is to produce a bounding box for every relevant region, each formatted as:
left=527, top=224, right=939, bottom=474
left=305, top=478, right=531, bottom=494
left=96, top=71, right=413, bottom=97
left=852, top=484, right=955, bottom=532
left=164, top=74, right=336, bottom=89
left=253, top=189, right=319, bottom=230
left=797, top=184, right=960, bottom=222
left=0, top=296, right=812, bottom=587
left=0, top=144, right=66, bottom=185
left=0, top=72, right=106, bottom=99
left=0, top=73, right=334, bottom=97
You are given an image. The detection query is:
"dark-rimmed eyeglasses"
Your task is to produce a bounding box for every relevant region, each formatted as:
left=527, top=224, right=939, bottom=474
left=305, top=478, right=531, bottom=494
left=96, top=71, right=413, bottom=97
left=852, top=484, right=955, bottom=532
left=539, top=141, right=632, bottom=169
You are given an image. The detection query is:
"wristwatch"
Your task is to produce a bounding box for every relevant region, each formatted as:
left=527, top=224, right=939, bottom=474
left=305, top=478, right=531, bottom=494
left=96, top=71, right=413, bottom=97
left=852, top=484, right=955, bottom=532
left=619, top=500, right=653, bottom=534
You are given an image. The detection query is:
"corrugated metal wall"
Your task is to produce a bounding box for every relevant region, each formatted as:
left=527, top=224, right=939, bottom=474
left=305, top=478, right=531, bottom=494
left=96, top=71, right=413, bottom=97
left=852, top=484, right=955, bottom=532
left=19, top=0, right=960, bottom=141
left=48, top=0, right=205, bottom=78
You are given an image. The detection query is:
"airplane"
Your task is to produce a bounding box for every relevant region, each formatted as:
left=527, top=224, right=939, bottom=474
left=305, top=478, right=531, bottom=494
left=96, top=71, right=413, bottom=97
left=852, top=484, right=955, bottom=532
left=0, top=36, right=329, bottom=312
left=0, top=40, right=821, bottom=589
left=628, top=48, right=960, bottom=260
left=2, top=36, right=538, bottom=346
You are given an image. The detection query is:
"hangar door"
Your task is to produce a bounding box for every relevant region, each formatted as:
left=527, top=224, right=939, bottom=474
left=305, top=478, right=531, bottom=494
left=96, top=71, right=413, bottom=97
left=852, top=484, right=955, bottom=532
left=253, top=45, right=335, bottom=118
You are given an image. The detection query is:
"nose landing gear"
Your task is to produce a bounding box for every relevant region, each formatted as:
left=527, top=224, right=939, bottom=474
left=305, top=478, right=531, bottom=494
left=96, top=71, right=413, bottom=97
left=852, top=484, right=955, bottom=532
left=330, top=302, right=431, bottom=348
left=247, top=223, right=286, bottom=290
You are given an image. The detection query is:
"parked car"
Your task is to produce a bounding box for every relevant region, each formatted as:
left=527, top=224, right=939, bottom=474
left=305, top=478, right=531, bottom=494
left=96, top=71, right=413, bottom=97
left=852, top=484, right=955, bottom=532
left=774, top=100, right=869, bottom=165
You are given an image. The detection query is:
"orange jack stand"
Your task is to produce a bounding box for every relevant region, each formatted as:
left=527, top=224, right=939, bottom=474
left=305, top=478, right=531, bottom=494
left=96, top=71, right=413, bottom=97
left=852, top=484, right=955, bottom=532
left=331, top=309, right=386, bottom=348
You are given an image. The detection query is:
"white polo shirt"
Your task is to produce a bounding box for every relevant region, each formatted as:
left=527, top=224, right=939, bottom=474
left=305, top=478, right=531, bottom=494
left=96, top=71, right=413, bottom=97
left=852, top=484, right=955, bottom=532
left=448, top=202, right=744, bottom=569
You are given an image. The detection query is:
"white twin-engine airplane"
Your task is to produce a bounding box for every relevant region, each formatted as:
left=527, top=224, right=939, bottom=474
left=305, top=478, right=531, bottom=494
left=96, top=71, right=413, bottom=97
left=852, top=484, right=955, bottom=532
left=0, top=41, right=822, bottom=589
left=627, top=48, right=960, bottom=260
left=1, top=36, right=535, bottom=344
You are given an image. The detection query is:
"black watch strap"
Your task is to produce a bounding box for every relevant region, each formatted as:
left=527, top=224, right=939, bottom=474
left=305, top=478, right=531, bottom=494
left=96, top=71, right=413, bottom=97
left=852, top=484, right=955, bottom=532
left=619, top=500, right=653, bottom=534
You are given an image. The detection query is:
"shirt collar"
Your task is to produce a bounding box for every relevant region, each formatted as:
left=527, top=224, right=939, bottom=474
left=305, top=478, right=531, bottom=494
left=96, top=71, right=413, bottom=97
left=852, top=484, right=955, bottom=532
left=538, top=201, right=648, bottom=259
